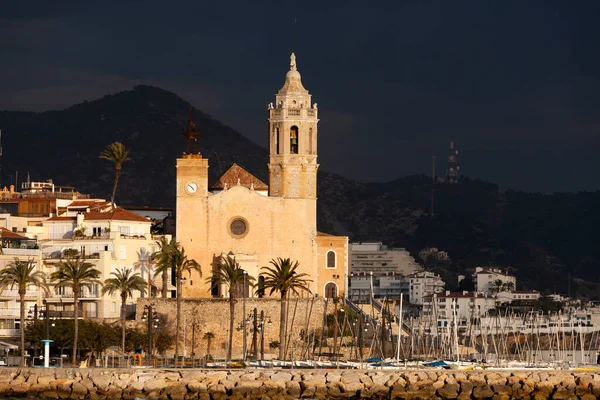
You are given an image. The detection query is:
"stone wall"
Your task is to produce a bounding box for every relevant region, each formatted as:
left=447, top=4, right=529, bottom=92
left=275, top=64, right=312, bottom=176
left=137, top=298, right=337, bottom=358
left=1, top=367, right=600, bottom=399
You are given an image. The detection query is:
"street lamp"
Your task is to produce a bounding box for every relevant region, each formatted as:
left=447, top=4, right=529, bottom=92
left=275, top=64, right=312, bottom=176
left=242, top=270, right=247, bottom=361
left=28, top=300, right=52, bottom=367
left=141, top=304, right=159, bottom=365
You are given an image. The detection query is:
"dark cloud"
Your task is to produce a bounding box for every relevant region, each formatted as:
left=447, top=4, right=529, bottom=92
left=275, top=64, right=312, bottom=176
left=0, top=0, right=599, bottom=192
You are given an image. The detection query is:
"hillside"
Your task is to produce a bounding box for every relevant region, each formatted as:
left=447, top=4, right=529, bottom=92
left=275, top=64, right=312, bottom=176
left=1, top=86, right=598, bottom=298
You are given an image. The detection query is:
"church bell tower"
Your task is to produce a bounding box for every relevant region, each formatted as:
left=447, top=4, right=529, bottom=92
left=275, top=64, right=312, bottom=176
left=267, top=53, right=319, bottom=198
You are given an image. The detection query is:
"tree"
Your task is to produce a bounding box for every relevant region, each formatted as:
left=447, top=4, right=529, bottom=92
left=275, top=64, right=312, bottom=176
left=153, top=236, right=179, bottom=299
left=51, top=257, right=102, bottom=364
left=502, top=281, right=515, bottom=292
left=102, top=267, right=146, bottom=358
left=490, top=279, right=505, bottom=294
left=203, top=331, right=215, bottom=359
left=261, top=257, right=311, bottom=360
left=155, top=245, right=200, bottom=359
left=206, top=256, right=254, bottom=360
left=0, top=258, right=48, bottom=366
left=99, top=141, right=131, bottom=209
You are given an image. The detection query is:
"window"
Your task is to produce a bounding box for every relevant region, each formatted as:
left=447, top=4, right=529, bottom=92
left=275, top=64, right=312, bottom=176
left=308, top=127, right=314, bottom=154
left=119, top=245, right=127, bottom=260
left=326, top=251, right=336, bottom=269
left=275, top=128, right=280, bottom=155
left=257, top=276, right=265, bottom=298
left=290, top=126, right=299, bottom=154
left=228, top=217, right=249, bottom=239
left=119, top=226, right=130, bottom=236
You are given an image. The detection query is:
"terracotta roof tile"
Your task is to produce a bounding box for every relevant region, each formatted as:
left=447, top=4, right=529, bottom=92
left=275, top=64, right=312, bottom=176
left=211, top=163, right=268, bottom=191
left=84, top=208, right=151, bottom=222
left=0, top=227, right=29, bottom=240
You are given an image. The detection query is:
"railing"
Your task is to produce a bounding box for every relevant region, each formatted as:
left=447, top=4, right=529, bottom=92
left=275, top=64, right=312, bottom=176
left=46, top=292, right=100, bottom=299
left=1, top=248, right=40, bottom=256
left=0, top=329, right=19, bottom=336
left=0, top=289, right=39, bottom=297
left=119, top=235, right=147, bottom=240
left=43, top=253, right=101, bottom=260
left=287, top=109, right=301, bottom=116
left=0, top=308, right=20, bottom=317
left=46, top=310, right=98, bottom=318
left=73, top=235, right=109, bottom=240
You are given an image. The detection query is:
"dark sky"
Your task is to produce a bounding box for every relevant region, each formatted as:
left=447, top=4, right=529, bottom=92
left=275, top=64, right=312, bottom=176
left=1, top=1, right=599, bottom=192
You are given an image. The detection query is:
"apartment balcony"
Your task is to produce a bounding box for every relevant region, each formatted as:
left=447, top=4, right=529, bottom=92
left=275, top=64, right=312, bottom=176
left=45, top=292, right=101, bottom=300
left=46, top=310, right=98, bottom=318
left=1, top=248, right=40, bottom=257
left=0, top=290, right=39, bottom=298
left=43, top=252, right=102, bottom=261
left=0, top=309, right=20, bottom=317
left=0, top=329, right=19, bottom=337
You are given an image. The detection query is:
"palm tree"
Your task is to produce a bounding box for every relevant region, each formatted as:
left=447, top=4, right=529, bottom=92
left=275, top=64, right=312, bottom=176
left=203, top=331, right=215, bottom=360
left=0, top=258, right=48, bottom=367
left=206, top=256, right=254, bottom=360
left=490, top=279, right=505, bottom=294
left=102, top=267, right=146, bottom=358
left=99, top=142, right=131, bottom=209
left=155, top=245, right=200, bottom=360
left=136, top=248, right=153, bottom=298
left=153, top=236, right=179, bottom=299
left=260, top=257, right=311, bottom=360
left=502, top=281, right=515, bottom=292
left=51, top=257, right=102, bottom=364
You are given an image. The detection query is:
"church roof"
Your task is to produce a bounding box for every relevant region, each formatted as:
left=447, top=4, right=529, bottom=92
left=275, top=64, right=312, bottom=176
left=211, top=163, right=268, bottom=191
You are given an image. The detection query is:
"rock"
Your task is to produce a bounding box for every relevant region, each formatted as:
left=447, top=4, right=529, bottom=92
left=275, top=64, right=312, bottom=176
left=285, top=380, right=301, bottom=396
left=391, top=382, right=406, bottom=398
left=72, top=382, right=89, bottom=398
left=338, top=380, right=363, bottom=393
left=143, top=377, right=167, bottom=392
left=188, top=380, right=208, bottom=393
left=362, top=383, right=388, bottom=398
left=11, top=382, right=31, bottom=396
left=531, top=390, right=552, bottom=400
left=460, top=380, right=474, bottom=395
left=552, top=388, right=577, bottom=400
left=437, top=383, right=459, bottom=399
left=91, top=375, right=112, bottom=391
left=472, top=384, right=494, bottom=399
left=492, top=383, right=513, bottom=396
left=208, top=384, right=227, bottom=400
left=272, top=372, right=293, bottom=382
left=582, top=394, right=597, bottom=400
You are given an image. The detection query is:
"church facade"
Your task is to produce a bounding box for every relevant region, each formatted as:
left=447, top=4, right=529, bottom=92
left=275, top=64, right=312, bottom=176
left=176, top=54, right=348, bottom=299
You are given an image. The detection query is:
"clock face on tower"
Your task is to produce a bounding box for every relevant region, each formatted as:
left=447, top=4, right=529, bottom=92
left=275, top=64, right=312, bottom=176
left=185, top=182, right=198, bottom=194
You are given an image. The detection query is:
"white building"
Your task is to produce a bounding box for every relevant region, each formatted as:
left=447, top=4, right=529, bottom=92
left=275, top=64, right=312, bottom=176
left=473, top=266, right=516, bottom=294
left=41, top=204, right=172, bottom=320
left=350, top=242, right=421, bottom=275
left=423, top=291, right=496, bottom=321
left=407, top=271, right=445, bottom=305
left=496, top=290, right=540, bottom=305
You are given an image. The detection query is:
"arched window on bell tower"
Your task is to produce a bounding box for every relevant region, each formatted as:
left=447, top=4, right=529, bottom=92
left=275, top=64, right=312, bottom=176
left=275, top=128, right=280, bottom=155
left=290, top=126, right=299, bottom=154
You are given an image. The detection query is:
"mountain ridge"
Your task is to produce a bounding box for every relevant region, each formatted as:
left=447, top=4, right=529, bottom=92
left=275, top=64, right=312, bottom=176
left=1, top=85, right=598, bottom=298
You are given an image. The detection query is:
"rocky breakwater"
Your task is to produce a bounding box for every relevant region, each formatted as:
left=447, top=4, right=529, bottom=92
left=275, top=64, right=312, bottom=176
left=0, top=368, right=600, bottom=399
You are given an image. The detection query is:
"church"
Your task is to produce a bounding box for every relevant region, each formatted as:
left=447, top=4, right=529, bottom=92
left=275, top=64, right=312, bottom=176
left=176, top=53, right=348, bottom=299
